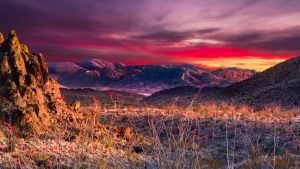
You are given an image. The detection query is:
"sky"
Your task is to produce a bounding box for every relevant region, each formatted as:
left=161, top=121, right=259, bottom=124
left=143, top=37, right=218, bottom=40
left=1, top=0, right=300, bottom=71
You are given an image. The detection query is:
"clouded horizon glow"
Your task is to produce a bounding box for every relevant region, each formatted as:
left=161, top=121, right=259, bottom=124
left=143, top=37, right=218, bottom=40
left=193, top=57, right=286, bottom=71
left=1, top=0, right=300, bottom=71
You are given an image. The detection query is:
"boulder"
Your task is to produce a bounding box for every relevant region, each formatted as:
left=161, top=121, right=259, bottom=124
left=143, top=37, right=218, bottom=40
left=71, top=100, right=81, bottom=111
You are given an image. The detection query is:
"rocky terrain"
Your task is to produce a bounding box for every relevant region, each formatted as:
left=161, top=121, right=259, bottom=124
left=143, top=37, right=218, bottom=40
left=48, top=59, right=255, bottom=95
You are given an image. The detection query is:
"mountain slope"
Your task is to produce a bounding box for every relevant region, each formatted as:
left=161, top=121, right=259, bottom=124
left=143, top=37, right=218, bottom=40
left=143, top=86, right=222, bottom=106
left=76, top=58, right=115, bottom=70
left=48, top=62, right=85, bottom=80
left=214, top=56, right=300, bottom=107
left=212, top=68, right=256, bottom=83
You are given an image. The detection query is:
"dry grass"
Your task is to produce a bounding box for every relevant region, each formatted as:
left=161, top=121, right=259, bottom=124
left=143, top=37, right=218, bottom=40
left=0, top=100, right=300, bottom=168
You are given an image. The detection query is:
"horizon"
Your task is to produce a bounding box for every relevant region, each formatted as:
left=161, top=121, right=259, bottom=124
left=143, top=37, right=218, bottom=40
left=1, top=0, right=300, bottom=71
left=46, top=57, right=267, bottom=72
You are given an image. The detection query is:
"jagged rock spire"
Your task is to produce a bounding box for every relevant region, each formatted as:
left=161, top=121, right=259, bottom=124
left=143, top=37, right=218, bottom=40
left=2, top=30, right=23, bottom=55
left=0, top=30, right=68, bottom=135
left=0, top=30, right=50, bottom=88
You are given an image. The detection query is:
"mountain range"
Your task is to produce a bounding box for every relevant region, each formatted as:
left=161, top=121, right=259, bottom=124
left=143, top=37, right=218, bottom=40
left=48, top=58, right=256, bottom=95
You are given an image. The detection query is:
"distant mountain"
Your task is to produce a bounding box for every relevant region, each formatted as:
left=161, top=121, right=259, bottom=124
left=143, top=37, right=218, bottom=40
left=76, top=58, right=115, bottom=70
left=212, top=56, right=300, bottom=107
left=49, top=59, right=139, bottom=87
left=48, top=58, right=256, bottom=95
left=48, top=62, right=84, bottom=80
left=212, top=67, right=256, bottom=83
left=108, top=64, right=245, bottom=94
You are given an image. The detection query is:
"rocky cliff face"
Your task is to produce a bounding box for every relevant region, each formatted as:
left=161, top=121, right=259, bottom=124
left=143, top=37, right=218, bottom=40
left=0, top=30, right=69, bottom=135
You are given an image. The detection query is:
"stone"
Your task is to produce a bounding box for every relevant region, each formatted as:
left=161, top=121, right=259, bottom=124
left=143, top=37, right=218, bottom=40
left=4, top=30, right=22, bottom=55
left=0, top=130, right=5, bottom=141
left=133, top=145, right=143, bottom=153
left=122, top=127, right=133, bottom=140
left=71, top=100, right=80, bottom=111
left=0, top=32, right=4, bottom=45
left=0, top=56, right=12, bottom=82
left=22, top=44, right=29, bottom=53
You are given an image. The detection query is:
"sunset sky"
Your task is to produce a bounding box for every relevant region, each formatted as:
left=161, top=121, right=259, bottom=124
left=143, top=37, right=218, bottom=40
left=1, top=0, right=300, bottom=71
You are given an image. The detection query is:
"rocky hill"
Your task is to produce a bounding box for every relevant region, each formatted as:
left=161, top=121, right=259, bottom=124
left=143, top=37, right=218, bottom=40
left=0, top=30, right=74, bottom=136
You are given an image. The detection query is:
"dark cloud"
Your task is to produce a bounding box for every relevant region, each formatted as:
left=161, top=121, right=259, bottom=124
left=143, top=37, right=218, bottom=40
left=131, top=29, right=191, bottom=43
left=0, top=0, right=144, bottom=35
left=198, top=0, right=261, bottom=20
left=215, top=32, right=265, bottom=43
left=131, top=28, right=220, bottom=44
left=196, top=28, right=220, bottom=34
left=248, top=35, right=300, bottom=53
left=209, top=27, right=300, bottom=54
left=0, top=0, right=299, bottom=64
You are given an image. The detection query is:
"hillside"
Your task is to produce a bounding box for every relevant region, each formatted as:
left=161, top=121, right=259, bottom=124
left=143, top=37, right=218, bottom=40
left=214, top=56, right=300, bottom=107
left=143, top=86, right=222, bottom=106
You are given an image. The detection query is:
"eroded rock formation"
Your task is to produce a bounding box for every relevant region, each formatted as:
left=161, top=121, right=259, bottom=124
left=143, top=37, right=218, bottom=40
left=0, top=30, right=70, bottom=135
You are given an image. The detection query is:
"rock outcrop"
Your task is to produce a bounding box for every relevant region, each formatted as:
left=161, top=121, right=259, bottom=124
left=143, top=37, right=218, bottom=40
left=0, top=30, right=69, bottom=135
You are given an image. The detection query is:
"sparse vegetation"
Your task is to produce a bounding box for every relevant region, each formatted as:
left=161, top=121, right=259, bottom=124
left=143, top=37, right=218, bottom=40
left=1, top=102, right=299, bottom=168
